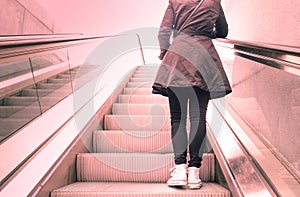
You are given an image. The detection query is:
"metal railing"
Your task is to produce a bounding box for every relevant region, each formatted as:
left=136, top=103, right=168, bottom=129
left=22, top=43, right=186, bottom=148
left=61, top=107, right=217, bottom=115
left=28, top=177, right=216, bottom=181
left=212, top=38, right=300, bottom=196
left=0, top=33, right=146, bottom=190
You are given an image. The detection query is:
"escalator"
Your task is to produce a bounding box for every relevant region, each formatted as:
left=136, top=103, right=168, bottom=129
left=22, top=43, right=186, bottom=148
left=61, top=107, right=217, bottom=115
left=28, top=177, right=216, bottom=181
left=0, top=34, right=299, bottom=197
left=51, top=65, right=230, bottom=197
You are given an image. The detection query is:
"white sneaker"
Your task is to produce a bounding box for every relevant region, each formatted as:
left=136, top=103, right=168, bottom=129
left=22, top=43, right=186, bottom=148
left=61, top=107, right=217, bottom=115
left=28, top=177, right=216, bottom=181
left=188, top=167, right=203, bottom=189
left=167, top=164, right=187, bottom=187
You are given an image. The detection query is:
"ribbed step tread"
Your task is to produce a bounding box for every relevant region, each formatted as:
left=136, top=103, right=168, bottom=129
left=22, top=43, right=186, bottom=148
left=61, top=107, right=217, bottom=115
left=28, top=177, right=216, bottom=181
left=123, top=88, right=153, bottom=95
left=77, top=153, right=215, bottom=182
left=112, top=103, right=169, bottom=115
left=0, top=106, right=40, bottom=118
left=22, top=89, right=71, bottom=97
left=133, top=74, right=155, bottom=78
left=47, top=78, right=71, bottom=84
left=93, top=130, right=172, bottom=153
left=119, top=95, right=168, bottom=104
left=36, top=83, right=71, bottom=89
left=4, top=96, right=64, bottom=106
left=130, top=78, right=155, bottom=82
left=126, top=82, right=153, bottom=88
left=77, top=153, right=173, bottom=182
left=104, top=115, right=170, bottom=131
left=51, top=182, right=230, bottom=197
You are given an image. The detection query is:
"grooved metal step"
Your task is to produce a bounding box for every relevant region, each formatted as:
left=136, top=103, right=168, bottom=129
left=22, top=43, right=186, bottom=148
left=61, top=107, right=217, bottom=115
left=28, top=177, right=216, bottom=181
left=132, top=74, right=156, bottom=78
left=21, top=89, right=71, bottom=97
left=104, top=115, right=170, bottom=131
left=36, top=83, right=71, bottom=89
left=112, top=103, right=169, bottom=115
left=77, top=153, right=173, bottom=182
left=4, top=96, right=64, bottom=106
left=130, top=78, right=155, bottom=82
left=119, top=95, right=168, bottom=104
left=93, top=130, right=172, bottom=153
left=51, top=182, right=230, bottom=197
left=126, top=82, right=153, bottom=88
left=0, top=106, right=40, bottom=118
left=76, top=153, right=215, bottom=183
left=123, top=88, right=153, bottom=95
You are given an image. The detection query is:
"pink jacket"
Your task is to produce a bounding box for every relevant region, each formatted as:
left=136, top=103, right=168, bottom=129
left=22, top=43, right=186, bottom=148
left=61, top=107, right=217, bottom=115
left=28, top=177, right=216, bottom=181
left=152, top=0, right=232, bottom=99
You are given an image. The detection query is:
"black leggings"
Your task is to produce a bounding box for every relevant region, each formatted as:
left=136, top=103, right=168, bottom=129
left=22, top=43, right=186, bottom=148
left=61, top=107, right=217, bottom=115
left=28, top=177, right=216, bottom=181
left=167, top=86, right=209, bottom=168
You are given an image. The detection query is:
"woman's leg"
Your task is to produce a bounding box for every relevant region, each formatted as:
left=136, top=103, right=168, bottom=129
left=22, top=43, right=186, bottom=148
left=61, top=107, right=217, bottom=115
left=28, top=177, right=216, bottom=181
left=167, top=87, right=188, bottom=165
left=188, top=87, right=210, bottom=168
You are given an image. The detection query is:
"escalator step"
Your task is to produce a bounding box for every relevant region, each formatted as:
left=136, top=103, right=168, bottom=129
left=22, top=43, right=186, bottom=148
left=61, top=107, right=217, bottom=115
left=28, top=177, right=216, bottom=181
left=21, top=89, right=71, bottom=97
left=126, top=82, right=153, bottom=88
left=4, top=96, right=64, bottom=106
left=104, top=115, right=170, bottom=131
left=47, top=78, right=71, bottom=84
left=3, top=97, right=39, bottom=106
left=130, top=78, right=155, bottom=82
left=123, top=88, right=153, bottom=95
left=93, top=130, right=172, bottom=153
left=51, top=182, right=230, bottom=197
left=76, top=153, right=215, bottom=183
left=0, top=106, right=40, bottom=118
left=132, top=74, right=156, bottom=78
left=77, top=153, right=173, bottom=183
left=112, top=103, right=169, bottom=115
left=118, top=95, right=168, bottom=104
left=36, top=83, right=71, bottom=89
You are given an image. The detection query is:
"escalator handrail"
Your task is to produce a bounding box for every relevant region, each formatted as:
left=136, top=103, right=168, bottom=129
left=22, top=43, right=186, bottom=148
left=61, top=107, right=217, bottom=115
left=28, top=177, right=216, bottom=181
left=216, top=38, right=300, bottom=56
left=215, top=38, right=300, bottom=76
left=0, top=34, right=115, bottom=48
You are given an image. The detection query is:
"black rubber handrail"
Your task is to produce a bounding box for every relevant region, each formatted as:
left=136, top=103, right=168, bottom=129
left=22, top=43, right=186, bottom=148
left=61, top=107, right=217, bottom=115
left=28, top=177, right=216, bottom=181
left=216, top=38, right=300, bottom=55
left=0, top=34, right=118, bottom=49
left=215, top=38, right=300, bottom=76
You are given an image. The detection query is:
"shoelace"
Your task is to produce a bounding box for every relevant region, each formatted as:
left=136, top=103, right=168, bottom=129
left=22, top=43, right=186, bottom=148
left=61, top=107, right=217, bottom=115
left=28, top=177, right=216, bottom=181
left=169, top=166, right=187, bottom=177
left=169, top=166, right=176, bottom=177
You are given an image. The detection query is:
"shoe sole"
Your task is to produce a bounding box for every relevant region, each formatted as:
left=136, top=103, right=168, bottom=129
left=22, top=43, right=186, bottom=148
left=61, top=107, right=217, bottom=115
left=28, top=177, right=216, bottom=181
left=188, top=183, right=203, bottom=189
left=167, top=180, right=187, bottom=187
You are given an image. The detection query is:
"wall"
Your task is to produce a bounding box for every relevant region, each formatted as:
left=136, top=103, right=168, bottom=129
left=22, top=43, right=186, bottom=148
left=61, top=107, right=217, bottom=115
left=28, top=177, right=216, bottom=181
left=0, top=0, right=58, bottom=35
left=219, top=0, right=300, bottom=172
left=222, top=0, right=300, bottom=46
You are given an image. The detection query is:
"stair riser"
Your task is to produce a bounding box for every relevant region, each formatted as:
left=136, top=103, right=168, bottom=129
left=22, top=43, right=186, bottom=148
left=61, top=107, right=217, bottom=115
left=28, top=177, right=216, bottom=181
left=104, top=115, right=171, bottom=131
left=123, top=88, right=153, bottom=95
left=119, top=95, right=168, bottom=104
left=126, top=82, right=153, bottom=88
left=36, top=83, right=71, bottom=89
left=47, top=78, right=71, bottom=84
left=93, top=131, right=173, bottom=153
left=112, top=104, right=169, bottom=115
left=130, top=78, right=155, bottom=82
left=22, top=89, right=71, bottom=97
left=4, top=97, right=64, bottom=106
left=77, top=153, right=215, bottom=182
left=51, top=182, right=229, bottom=197
left=0, top=107, right=40, bottom=118
left=77, top=154, right=174, bottom=183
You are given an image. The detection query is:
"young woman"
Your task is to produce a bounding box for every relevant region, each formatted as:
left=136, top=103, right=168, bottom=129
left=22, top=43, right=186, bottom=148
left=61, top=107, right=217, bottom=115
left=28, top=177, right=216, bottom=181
left=152, top=0, right=232, bottom=189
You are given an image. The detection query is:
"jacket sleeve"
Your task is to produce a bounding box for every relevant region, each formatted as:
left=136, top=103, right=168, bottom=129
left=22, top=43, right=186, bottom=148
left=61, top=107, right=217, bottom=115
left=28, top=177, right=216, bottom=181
left=158, top=0, right=174, bottom=58
left=215, top=5, right=228, bottom=38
